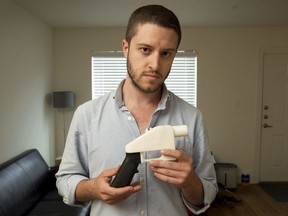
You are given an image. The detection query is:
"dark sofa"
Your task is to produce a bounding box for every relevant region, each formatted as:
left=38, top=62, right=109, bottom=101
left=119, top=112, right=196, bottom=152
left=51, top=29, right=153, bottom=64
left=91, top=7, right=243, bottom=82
left=0, top=149, right=90, bottom=216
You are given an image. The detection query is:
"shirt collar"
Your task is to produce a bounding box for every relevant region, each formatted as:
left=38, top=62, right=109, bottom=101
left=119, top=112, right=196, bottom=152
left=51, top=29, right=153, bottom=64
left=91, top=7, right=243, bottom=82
left=114, top=80, right=125, bottom=108
left=158, top=84, right=170, bottom=110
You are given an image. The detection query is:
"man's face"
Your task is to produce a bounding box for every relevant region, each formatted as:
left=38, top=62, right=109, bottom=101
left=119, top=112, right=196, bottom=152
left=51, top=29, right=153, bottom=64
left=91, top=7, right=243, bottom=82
left=122, top=23, right=178, bottom=93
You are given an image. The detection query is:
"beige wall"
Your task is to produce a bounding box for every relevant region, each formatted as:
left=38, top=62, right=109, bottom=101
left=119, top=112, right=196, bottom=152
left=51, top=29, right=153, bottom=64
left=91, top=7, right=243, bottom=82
left=53, top=28, right=126, bottom=156
left=0, top=0, right=54, bottom=165
left=54, top=26, right=288, bottom=183
left=183, top=27, right=288, bottom=183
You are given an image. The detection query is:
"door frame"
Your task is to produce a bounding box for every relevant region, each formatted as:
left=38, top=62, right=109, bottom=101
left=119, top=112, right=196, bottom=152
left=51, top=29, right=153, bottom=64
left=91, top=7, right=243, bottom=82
left=255, top=48, right=288, bottom=183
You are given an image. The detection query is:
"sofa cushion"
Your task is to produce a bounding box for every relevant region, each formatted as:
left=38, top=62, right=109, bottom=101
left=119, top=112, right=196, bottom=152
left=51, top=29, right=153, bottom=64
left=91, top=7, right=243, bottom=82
left=28, top=189, right=91, bottom=216
left=28, top=198, right=91, bottom=216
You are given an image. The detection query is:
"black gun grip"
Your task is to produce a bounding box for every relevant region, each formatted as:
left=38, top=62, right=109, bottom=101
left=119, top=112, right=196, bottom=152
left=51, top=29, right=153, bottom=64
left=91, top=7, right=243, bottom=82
left=110, top=153, right=141, bottom=188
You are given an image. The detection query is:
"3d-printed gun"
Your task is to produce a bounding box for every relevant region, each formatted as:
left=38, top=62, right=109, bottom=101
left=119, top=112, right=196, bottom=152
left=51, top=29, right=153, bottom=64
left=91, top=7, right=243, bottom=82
left=110, top=125, right=188, bottom=188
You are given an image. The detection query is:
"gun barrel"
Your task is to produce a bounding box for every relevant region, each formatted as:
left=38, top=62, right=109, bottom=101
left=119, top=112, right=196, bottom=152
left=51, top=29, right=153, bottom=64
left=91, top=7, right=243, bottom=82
left=172, top=125, right=188, bottom=137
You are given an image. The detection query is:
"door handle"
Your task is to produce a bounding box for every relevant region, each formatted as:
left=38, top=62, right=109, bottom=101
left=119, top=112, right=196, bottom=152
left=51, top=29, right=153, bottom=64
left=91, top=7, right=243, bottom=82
left=263, top=123, right=273, bottom=128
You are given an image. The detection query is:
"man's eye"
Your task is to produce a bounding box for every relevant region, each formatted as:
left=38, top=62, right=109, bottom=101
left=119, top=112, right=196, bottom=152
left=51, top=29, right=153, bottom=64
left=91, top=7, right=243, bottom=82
left=162, top=52, right=170, bottom=57
left=141, top=48, right=150, bottom=53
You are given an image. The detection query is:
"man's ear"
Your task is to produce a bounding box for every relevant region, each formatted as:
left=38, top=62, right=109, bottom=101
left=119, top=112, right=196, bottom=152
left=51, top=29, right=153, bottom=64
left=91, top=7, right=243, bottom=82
left=122, top=39, right=129, bottom=58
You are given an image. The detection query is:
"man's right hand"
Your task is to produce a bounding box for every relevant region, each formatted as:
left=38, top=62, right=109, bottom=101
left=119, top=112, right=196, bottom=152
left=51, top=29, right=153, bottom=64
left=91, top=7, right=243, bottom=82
left=75, top=166, right=142, bottom=205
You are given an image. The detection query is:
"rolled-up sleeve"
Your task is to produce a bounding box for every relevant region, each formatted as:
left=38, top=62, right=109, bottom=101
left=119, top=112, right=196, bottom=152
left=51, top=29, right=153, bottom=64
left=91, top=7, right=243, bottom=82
left=182, top=112, right=218, bottom=214
left=56, top=173, right=88, bottom=206
left=183, top=178, right=218, bottom=214
left=56, top=106, right=90, bottom=206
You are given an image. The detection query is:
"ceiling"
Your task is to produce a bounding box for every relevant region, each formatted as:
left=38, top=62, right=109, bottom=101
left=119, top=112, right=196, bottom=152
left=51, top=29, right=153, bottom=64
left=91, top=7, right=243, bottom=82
left=11, top=0, right=288, bottom=27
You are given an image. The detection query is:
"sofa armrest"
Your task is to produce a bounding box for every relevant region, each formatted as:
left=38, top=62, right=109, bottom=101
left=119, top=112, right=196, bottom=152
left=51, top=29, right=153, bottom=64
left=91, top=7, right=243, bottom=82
left=49, top=165, right=59, bottom=174
left=45, top=165, right=59, bottom=190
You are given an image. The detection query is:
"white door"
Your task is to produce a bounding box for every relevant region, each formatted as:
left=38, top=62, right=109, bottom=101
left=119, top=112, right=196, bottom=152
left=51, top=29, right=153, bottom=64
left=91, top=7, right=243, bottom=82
left=260, top=53, right=288, bottom=182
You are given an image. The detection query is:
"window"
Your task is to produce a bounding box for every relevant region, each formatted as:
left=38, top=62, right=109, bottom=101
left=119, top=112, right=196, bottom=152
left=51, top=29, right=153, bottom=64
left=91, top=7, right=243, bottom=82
left=91, top=51, right=197, bottom=106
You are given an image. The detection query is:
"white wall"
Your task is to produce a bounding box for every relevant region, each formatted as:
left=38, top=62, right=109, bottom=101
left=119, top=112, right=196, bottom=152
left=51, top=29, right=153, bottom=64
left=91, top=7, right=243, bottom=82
left=54, top=26, right=288, bottom=183
left=0, top=0, right=54, bottom=165
left=184, top=27, right=288, bottom=183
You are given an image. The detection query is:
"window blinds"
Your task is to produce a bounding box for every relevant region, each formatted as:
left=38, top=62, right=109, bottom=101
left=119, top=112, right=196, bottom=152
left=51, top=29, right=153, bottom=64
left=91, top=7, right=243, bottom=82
left=91, top=51, right=197, bottom=106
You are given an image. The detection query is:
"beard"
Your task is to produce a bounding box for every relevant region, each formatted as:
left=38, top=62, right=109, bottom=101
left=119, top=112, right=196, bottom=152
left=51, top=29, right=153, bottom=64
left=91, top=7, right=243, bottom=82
left=126, top=57, right=170, bottom=94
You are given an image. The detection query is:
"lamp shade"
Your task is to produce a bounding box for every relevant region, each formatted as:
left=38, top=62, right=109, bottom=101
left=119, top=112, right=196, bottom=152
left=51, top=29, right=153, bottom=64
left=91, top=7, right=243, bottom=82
left=53, top=91, right=75, bottom=108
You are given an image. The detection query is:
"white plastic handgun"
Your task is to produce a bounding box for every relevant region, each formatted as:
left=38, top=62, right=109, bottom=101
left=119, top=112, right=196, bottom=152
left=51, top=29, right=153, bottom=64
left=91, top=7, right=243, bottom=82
left=110, top=125, right=188, bottom=188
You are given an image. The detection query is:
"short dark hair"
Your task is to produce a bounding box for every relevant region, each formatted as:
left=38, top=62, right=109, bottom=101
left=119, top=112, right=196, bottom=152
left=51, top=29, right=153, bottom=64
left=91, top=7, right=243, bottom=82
left=125, top=5, right=182, bottom=48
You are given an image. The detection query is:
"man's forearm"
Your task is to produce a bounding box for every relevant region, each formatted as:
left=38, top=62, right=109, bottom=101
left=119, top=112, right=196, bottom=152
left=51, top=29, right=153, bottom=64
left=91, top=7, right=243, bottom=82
left=181, top=174, right=204, bottom=206
left=75, top=179, right=97, bottom=202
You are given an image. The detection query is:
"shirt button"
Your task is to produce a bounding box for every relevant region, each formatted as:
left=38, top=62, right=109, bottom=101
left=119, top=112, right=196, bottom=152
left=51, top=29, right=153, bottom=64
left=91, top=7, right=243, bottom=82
left=128, top=116, right=133, bottom=121
left=140, top=210, right=145, bottom=215
left=140, top=176, right=144, bottom=182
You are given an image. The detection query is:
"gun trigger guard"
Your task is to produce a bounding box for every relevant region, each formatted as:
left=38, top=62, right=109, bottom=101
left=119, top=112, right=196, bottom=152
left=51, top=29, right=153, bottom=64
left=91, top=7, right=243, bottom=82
left=144, top=155, right=176, bottom=162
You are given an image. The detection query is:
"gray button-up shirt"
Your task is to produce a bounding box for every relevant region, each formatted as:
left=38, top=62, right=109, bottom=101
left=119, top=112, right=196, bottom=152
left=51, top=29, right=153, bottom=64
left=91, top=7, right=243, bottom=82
left=56, top=81, right=217, bottom=215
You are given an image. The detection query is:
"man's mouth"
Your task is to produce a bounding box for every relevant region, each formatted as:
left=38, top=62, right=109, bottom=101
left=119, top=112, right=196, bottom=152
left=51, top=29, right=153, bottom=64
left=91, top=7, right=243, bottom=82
left=143, top=71, right=161, bottom=79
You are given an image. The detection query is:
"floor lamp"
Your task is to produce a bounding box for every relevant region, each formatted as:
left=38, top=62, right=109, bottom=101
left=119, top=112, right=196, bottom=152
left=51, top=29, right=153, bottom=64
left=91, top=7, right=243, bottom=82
left=53, top=91, right=75, bottom=147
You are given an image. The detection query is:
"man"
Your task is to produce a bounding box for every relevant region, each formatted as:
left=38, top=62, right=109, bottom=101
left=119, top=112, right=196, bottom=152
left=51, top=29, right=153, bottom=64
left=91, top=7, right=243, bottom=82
left=56, top=5, right=217, bottom=215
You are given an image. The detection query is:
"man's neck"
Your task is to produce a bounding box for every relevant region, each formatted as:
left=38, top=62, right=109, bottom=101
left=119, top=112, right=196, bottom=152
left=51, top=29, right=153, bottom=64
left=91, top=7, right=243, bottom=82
left=122, top=79, right=162, bottom=133
left=122, top=79, right=162, bottom=108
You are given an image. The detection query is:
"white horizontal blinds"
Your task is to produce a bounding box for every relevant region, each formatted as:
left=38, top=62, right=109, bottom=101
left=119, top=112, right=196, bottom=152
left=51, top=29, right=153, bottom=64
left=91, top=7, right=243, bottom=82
left=91, top=51, right=197, bottom=106
left=91, top=51, right=126, bottom=99
left=166, top=51, right=197, bottom=106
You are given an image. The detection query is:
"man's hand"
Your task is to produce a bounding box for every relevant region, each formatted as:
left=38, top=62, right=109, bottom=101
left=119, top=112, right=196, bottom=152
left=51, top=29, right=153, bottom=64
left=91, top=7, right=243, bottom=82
left=149, top=149, right=194, bottom=187
left=75, top=166, right=142, bottom=205
left=149, top=149, right=204, bottom=205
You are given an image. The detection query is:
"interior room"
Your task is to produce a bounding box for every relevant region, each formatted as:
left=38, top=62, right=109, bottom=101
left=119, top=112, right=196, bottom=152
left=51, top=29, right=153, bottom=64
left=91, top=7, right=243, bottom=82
left=1, top=0, right=288, bottom=215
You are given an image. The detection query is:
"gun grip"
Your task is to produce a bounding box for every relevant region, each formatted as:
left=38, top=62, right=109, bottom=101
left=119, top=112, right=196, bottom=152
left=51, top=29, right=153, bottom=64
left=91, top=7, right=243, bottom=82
left=110, top=153, right=141, bottom=188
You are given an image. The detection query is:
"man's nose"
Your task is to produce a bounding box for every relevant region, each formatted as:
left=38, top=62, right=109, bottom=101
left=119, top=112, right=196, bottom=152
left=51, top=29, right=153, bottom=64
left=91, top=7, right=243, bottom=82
left=148, top=53, right=160, bottom=71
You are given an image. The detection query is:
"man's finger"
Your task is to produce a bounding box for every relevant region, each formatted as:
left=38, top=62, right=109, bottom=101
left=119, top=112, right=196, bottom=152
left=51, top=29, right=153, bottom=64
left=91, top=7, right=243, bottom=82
left=103, top=165, right=121, bottom=177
